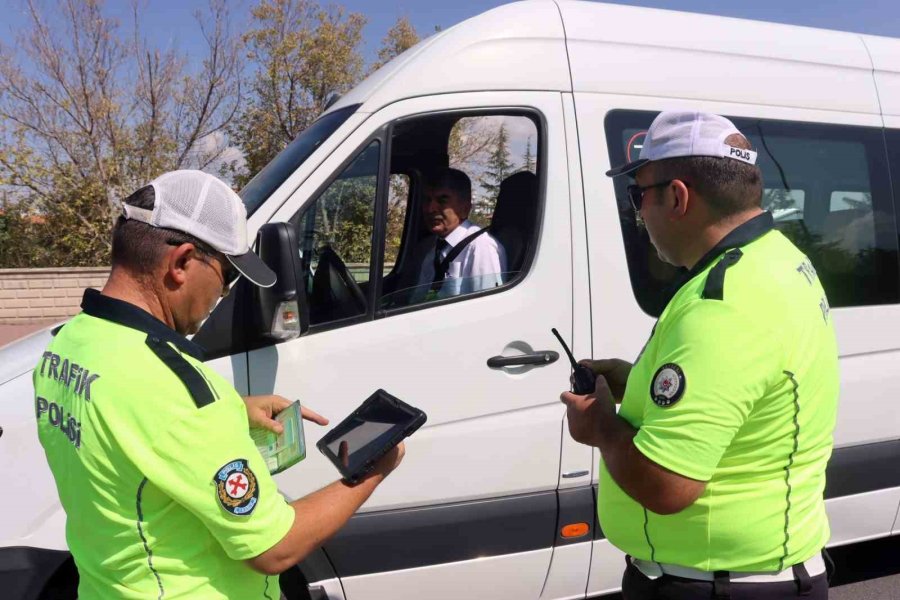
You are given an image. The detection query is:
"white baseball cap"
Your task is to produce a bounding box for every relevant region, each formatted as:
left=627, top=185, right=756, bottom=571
left=122, top=170, right=276, bottom=288
left=606, top=111, right=758, bottom=178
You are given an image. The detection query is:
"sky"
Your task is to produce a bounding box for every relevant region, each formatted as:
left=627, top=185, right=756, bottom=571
left=2, top=0, right=899, bottom=68
left=2, top=0, right=898, bottom=187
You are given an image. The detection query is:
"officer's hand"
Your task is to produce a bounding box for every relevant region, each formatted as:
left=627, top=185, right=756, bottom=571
left=560, top=375, right=616, bottom=447
left=299, top=405, right=329, bottom=426
left=243, top=394, right=329, bottom=434
left=578, top=358, right=632, bottom=402
left=368, top=442, right=406, bottom=480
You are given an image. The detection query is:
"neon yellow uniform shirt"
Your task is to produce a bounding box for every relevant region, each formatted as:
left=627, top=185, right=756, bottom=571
left=34, top=290, right=295, bottom=599
left=599, top=213, right=839, bottom=572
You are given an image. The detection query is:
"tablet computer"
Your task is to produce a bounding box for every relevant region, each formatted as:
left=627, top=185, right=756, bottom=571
left=317, top=389, right=426, bottom=483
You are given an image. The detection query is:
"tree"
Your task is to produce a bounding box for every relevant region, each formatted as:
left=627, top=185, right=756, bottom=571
left=226, top=0, right=366, bottom=188
left=372, top=16, right=419, bottom=72
left=448, top=118, right=498, bottom=168
left=521, top=135, right=536, bottom=173
left=446, top=116, right=501, bottom=227
left=476, top=123, right=513, bottom=221
left=0, top=0, right=243, bottom=267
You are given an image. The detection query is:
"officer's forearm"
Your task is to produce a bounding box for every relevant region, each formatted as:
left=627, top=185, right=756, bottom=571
left=597, top=412, right=705, bottom=515
left=247, top=474, right=384, bottom=575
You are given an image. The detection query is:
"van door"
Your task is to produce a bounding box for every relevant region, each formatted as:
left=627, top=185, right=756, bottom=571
left=246, top=92, right=576, bottom=600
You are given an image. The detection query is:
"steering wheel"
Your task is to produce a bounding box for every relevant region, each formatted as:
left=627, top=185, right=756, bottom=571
left=310, top=245, right=367, bottom=323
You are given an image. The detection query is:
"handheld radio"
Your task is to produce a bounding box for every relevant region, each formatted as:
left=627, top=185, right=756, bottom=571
left=551, top=328, right=596, bottom=395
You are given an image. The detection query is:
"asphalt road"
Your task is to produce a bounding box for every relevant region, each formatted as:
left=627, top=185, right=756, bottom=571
left=829, top=535, right=900, bottom=599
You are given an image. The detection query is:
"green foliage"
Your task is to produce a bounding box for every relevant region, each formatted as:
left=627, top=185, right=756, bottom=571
left=384, top=174, right=410, bottom=265
left=0, top=0, right=242, bottom=267
left=372, top=16, right=419, bottom=72
left=324, top=180, right=375, bottom=263
left=225, top=0, right=367, bottom=189
left=0, top=2, right=424, bottom=269
left=475, top=123, right=513, bottom=223
left=0, top=176, right=114, bottom=267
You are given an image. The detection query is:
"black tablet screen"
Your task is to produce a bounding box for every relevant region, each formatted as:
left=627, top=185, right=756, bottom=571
left=321, top=395, right=415, bottom=475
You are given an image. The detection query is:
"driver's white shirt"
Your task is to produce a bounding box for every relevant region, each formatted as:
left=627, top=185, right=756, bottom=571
left=416, top=220, right=507, bottom=297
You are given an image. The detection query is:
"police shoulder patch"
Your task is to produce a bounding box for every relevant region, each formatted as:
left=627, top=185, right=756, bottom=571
left=650, top=363, right=686, bottom=407
left=214, top=459, right=259, bottom=516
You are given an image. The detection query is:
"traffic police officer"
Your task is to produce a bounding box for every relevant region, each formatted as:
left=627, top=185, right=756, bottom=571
left=35, top=170, right=405, bottom=599
left=561, top=111, right=838, bottom=599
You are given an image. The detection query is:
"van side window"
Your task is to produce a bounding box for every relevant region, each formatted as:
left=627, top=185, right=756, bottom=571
left=886, top=129, right=900, bottom=258
left=294, top=141, right=380, bottom=327
left=288, top=112, right=542, bottom=334
left=605, top=110, right=900, bottom=314
left=379, top=113, right=541, bottom=310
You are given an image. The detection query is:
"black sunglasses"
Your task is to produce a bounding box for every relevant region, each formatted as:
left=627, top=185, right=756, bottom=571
left=625, top=179, right=690, bottom=212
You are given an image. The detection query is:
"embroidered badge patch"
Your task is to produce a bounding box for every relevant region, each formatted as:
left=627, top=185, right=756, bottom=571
left=214, top=459, right=259, bottom=516
left=650, top=363, right=685, bottom=407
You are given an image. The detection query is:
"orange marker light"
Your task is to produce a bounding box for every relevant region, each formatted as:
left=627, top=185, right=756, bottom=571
left=561, top=523, right=590, bottom=538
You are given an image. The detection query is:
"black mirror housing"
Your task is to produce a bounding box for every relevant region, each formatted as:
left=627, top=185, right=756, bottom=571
left=255, top=222, right=309, bottom=340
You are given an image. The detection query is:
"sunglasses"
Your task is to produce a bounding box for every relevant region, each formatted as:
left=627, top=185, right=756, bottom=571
left=625, top=179, right=690, bottom=212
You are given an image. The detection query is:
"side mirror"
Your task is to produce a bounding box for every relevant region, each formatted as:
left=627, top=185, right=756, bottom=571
left=255, top=222, right=309, bottom=341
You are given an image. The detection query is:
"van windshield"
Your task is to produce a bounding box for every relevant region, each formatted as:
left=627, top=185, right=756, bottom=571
left=239, top=105, right=359, bottom=216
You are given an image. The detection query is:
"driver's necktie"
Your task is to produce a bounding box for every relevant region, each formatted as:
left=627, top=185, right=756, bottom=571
left=431, top=238, right=451, bottom=291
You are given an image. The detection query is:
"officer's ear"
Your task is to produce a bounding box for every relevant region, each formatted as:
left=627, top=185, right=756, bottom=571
left=165, top=243, right=199, bottom=286
left=669, top=179, right=691, bottom=220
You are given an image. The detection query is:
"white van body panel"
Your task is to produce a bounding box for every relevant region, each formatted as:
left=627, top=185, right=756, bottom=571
left=586, top=540, right=627, bottom=598
left=559, top=1, right=880, bottom=115
left=833, top=350, right=900, bottom=447
left=861, top=34, right=900, bottom=120
left=0, top=371, right=66, bottom=550
left=539, top=541, right=592, bottom=599
left=558, top=94, right=595, bottom=491
left=0, top=327, right=56, bottom=385
left=329, top=1, right=570, bottom=117
left=826, top=489, right=900, bottom=547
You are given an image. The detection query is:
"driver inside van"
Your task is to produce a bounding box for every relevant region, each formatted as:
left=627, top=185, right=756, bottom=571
left=410, top=168, right=507, bottom=302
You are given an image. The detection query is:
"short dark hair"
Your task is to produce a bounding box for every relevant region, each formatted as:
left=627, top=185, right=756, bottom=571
left=111, top=186, right=215, bottom=275
left=426, top=168, right=472, bottom=203
left=652, top=134, right=763, bottom=217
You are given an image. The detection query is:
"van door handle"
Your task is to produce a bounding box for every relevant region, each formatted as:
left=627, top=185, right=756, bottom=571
left=487, top=351, right=559, bottom=368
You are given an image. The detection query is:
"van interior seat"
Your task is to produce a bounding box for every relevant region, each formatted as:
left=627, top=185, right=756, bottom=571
left=490, top=170, right=539, bottom=275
